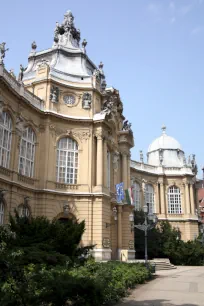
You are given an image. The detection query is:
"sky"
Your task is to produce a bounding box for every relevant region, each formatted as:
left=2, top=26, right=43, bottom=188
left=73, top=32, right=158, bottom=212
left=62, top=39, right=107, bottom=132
left=0, top=0, right=204, bottom=178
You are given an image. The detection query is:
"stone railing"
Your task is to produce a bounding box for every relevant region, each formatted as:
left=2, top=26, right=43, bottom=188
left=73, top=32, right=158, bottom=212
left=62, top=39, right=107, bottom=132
left=17, top=173, right=35, bottom=185
left=0, top=64, right=44, bottom=111
left=55, top=182, right=79, bottom=190
left=0, top=165, right=12, bottom=177
left=130, top=160, right=157, bottom=173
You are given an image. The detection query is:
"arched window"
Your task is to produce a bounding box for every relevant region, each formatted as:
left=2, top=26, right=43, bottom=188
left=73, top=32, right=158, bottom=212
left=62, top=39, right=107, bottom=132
left=168, top=186, right=182, bottom=214
left=18, top=204, right=30, bottom=218
left=19, top=127, right=36, bottom=177
left=0, top=112, right=12, bottom=168
left=0, top=200, right=4, bottom=225
left=56, top=137, right=78, bottom=184
left=145, top=184, right=154, bottom=214
left=132, top=182, right=140, bottom=210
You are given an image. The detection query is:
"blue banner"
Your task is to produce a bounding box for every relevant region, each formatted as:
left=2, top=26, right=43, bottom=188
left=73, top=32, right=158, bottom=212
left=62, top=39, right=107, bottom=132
left=116, top=182, right=124, bottom=203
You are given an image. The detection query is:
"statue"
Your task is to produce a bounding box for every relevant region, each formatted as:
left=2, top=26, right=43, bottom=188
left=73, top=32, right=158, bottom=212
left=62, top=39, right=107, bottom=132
left=101, top=100, right=114, bottom=115
left=53, top=10, right=81, bottom=48
left=50, top=86, right=59, bottom=103
left=18, top=64, right=26, bottom=82
left=140, top=150, right=144, bottom=163
left=82, top=39, right=87, bottom=53
left=0, top=42, right=9, bottom=64
left=122, top=120, right=132, bottom=132
left=113, top=152, right=120, bottom=172
left=82, top=92, right=92, bottom=109
left=9, top=69, right=16, bottom=79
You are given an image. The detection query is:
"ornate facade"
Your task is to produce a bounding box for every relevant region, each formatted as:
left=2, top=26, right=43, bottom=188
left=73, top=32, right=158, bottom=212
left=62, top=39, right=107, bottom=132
left=0, top=11, right=134, bottom=261
left=130, top=127, right=199, bottom=241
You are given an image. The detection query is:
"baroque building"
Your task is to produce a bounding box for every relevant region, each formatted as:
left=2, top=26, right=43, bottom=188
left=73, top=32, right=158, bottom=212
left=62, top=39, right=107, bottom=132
left=0, top=10, right=199, bottom=261
left=131, top=126, right=199, bottom=241
left=0, top=11, right=135, bottom=261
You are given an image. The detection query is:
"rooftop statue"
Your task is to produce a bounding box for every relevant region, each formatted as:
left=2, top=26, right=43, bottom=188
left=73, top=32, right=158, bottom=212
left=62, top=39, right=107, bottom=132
left=53, top=10, right=81, bottom=48
left=0, top=42, right=9, bottom=64
left=122, top=120, right=132, bottom=132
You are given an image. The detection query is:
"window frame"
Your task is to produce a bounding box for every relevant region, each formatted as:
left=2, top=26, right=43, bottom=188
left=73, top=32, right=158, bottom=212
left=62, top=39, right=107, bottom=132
left=168, top=185, right=182, bottom=214
left=18, top=127, right=36, bottom=178
left=0, top=111, right=12, bottom=169
left=132, top=182, right=141, bottom=210
left=56, top=137, right=79, bottom=184
left=145, top=184, right=155, bottom=214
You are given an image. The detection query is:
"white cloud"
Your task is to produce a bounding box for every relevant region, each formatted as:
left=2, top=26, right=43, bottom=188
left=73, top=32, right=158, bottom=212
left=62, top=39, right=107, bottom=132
left=191, top=26, right=204, bottom=35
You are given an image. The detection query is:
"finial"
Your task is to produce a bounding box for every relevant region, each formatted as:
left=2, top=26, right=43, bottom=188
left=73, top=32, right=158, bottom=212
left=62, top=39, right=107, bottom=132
left=140, top=150, right=144, bottom=163
left=82, top=39, right=87, bottom=53
left=99, top=61, right=103, bottom=69
left=31, top=41, right=37, bottom=51
left=161, top=125, right=166, bottom=134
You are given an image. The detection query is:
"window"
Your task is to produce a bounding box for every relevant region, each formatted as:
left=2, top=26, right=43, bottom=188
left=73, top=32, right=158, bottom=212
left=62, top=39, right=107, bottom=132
left=0, top=201, right=4, bottom=225
left=168, top=186, right=182, bottom=214
left=145, top=184, right=154, bottom=214
left=63, top=95, right=75, bottom=105
left=0, top=112, right=12, bottom=168
left=107, top=150, right=111, bottom=189
left=56, top=137, right=78, bottom=184
left=18, top=127, right=35, bottom=177
left=132, top=182, right=140, bottom=210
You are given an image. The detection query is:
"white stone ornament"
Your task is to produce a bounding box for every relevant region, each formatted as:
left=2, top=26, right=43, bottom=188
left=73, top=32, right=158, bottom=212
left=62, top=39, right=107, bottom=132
left=63, top=95, right=75, bottom=105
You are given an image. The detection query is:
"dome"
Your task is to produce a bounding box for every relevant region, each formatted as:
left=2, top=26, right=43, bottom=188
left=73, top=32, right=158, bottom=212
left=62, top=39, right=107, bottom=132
left=148, top=127, right=182, bottom=153
left=147, top=126, right=185, bottom=167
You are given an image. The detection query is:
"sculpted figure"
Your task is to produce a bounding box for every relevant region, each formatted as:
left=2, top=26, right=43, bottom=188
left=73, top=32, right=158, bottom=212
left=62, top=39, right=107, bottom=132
left=122, top=120, right=132, bottom=132
left=0, top=42, right=9, bottom=63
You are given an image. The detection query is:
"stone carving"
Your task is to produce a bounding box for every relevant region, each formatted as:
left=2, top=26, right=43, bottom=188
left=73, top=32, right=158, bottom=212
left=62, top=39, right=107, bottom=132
left=113, top=151, right=120, bottom=172
left=93, top=62, right=107, bottom=92
left=53, top=10, right=81, bottom=48
left=50, top=86, right=59, bottom=103
left=0, top=42, right=9, bottom=64
left=18, top=64, right=26, bottom=82
left=50, top=125, right=91, bottom=142
left=159, top=149, right=163, bottom=165
left=31, top=41, right=37, bottom=51
left=37, top=58, right=49, bottom=68
left=82, top=92, right=92, bottom=109
left=9, top=69, right=16, bottom=79
left=16, top=116, right=24, bottom=137
left=82, top=39, right=87, bottom=53
left=101, top=79, right=107, bottom=92
left=191, top=154, right=198, bottom=175
left=122, top=120, right=132, bottom=132
left=140, top=150, right=144, bottom=163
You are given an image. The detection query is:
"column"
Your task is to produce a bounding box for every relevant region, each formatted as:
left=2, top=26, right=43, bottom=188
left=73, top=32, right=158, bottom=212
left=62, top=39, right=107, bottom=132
left=96, top=134, right=103, bottom=186
left=122, top=152, right=128, bottom=190
left=185, top=183, right=190, bottom=214
left=190, top=183, right=195, bottom=215
left=160, top=182, right=166, bottom=214
left=127, top=153, right=131, bottom=188
left=155, top=183, right=160, bottom=214
left=103, top=139, right=107, bottom=187
left=117, top=206, right=123, bottom=251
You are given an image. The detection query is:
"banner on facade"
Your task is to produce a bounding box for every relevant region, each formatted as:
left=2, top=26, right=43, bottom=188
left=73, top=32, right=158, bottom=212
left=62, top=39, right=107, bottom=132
left=115, top=182, right=124, bottom=204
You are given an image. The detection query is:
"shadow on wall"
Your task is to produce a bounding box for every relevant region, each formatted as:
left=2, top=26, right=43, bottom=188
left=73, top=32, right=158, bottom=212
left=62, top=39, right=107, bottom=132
left=116, top=299, right=198, bottom=306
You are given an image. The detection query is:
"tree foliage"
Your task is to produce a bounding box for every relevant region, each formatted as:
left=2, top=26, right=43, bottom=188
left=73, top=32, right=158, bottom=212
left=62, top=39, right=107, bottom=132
left=134, top=210, right=204, bottom=265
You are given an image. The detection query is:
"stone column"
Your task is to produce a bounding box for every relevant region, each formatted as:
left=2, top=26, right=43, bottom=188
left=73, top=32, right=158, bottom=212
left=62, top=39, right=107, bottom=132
left=127, top=153, right=131, bottom=188
left=160, top=182, right=166, bottom=215
left=155, top=183, right=160, bottom=214
left=96, top=134, right=103, bottom=186
left=190, top=183, right=195, bottom=215
left=103, top=139, right=107, bottom=187
left=122, top=152, right=128, bottom=190
left=185, top=183, right=190, bottom=214
left=117, top=206, right=123, bottom=257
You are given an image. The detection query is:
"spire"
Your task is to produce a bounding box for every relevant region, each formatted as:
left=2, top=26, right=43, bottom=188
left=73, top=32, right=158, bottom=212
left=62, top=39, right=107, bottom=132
left=161, top=125, right=166, bottom=135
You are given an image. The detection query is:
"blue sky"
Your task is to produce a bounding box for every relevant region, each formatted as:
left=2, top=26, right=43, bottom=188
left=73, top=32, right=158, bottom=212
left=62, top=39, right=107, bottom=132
left=1, top=0, right=204, bottom=177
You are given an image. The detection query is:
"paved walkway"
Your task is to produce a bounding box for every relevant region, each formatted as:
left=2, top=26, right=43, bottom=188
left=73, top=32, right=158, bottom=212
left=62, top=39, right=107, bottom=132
left=116, top=266, right=204, bottom=306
